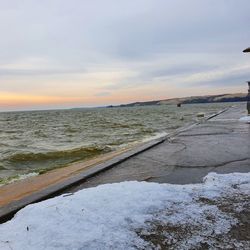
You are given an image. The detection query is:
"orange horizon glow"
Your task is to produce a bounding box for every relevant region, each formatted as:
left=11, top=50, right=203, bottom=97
left=0, top=92, right=165, bottom=108
left=0, top=93, right=84, bottom=106
left=0, top=84, right=246, bottom=111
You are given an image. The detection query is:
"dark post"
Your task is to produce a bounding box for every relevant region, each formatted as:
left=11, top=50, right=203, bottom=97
left=243, top=48, right=250, bottom=115
left=247, top=81, right=250, bottom=115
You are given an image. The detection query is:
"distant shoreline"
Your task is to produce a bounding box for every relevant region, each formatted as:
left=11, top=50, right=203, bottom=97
left=107, top=93, right=247, bottom=108
left=0, top=93, right=247, bottom=113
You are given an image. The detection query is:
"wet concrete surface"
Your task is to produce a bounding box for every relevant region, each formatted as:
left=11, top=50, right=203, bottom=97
left=66, top=104, right=250, bottom=192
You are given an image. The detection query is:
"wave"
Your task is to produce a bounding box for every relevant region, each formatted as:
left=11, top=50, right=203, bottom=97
left=6, top=146, right=112, bottom=164
left=0, top=165, right=6, bottom=170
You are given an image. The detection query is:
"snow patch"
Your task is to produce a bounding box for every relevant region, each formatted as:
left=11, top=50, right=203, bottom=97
left=239, top=116, right=250, bottom=123
left=0, top=172, right=249, bottom=249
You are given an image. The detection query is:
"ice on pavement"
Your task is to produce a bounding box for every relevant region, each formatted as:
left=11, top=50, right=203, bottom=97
left=0, top=172, right=249, bottom=249
left=239, top=116, right=250, bottom=123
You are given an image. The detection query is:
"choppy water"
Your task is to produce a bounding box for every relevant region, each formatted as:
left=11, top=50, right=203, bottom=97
left=0, top=103, right=232, bottom=184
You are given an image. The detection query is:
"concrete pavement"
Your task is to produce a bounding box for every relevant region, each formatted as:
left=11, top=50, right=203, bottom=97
left=68, top=103, right=250, bottom=192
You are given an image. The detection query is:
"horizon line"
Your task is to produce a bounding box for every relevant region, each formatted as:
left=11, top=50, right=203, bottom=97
left=0, top=92, right=246, bottom=113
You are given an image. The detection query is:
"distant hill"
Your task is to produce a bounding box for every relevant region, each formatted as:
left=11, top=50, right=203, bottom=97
left=113, top=93, right=247, bottom=108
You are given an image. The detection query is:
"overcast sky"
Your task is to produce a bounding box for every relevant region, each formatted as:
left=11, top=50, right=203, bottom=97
left=0, top=0, right=249, bottom=111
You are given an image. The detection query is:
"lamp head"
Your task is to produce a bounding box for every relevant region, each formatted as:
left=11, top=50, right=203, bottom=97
left=243, top=47, right=250, bottom=53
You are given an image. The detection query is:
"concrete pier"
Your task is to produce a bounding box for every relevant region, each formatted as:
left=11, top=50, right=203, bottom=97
left=67, top=103, right=250, bottom=192
left=0, top=103, right=249, bottom=222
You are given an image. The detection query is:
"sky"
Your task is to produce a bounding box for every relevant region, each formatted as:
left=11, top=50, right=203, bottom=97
left=0, top=0, right=249, bottom=111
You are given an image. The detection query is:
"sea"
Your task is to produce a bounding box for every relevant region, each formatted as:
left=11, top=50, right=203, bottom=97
left=0, top=102, right=233, bottom=185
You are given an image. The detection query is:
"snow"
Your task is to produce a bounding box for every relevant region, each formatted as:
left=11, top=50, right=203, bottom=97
left=0, top=172, right=249, bottom=249
left=239, top=116, right=250, bottom=123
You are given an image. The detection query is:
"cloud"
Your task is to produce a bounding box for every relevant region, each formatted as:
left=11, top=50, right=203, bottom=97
left=0, top=0, right=249, bottom=109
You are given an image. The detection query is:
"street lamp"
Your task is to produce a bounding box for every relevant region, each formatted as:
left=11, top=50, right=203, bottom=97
left=243, top=47, right=250, bottom=53
left=243, top=48, right=250, bottom=115
left=240, top=48, right=250, bottom=123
